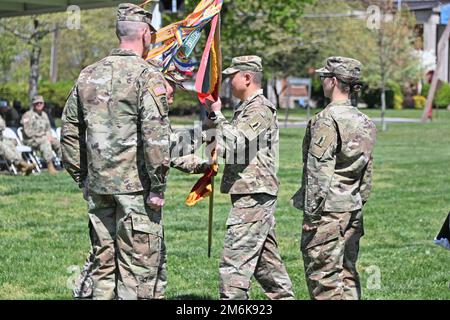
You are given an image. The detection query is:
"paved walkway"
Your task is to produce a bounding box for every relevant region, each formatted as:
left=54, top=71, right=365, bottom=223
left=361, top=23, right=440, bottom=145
left=279, top=117, right=421, bottom=128
left=172, top=117, right=422, bottom=129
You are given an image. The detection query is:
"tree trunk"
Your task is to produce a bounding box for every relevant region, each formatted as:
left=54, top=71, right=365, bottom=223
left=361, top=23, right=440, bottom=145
left=50, top=28, right=59, bottom=83
left=272, top=76, right=281, bottom=110
left=378, top=24, right=387, bottom=132
left=381, top=85, right=387, bottom=132
left=271, top=76, right=290, bottom=128
left=29, top=42, right=41, bottom=107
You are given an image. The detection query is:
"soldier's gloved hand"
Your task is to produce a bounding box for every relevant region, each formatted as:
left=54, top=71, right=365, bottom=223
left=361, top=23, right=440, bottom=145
left=147, top=192, right=165, bottom=211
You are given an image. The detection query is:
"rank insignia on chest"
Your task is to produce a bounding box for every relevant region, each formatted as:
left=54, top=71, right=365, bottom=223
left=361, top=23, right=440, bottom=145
left=250, top=121, right=260, bottom=131
left=315, top=136, right=325, bottom=147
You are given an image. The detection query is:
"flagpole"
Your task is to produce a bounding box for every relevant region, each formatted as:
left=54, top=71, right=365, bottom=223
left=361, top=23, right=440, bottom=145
left=208, top=0, right=221, bottom=258
left=208, top=175, right=214, bottom=258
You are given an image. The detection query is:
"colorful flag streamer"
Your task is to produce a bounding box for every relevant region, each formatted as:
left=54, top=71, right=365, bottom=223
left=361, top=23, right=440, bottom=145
left=141, top=0, right=223, bottom=207
left=194, top=0, right=222, bottom=104
left=143, top=0, right=223, bottom=80
left=185, top=0, right=222, bottom=206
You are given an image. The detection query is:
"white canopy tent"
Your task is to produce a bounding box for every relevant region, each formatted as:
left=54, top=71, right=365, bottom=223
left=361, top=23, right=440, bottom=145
left=0, top=0, right=142, bottom=18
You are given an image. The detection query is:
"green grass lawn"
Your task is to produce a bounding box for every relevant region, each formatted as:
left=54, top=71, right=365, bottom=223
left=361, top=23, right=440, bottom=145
left=170, top=107, right=447, bottom=125
left=278, top=106, right=447, bottom=120
left=0, top=109, right=449, bottom=300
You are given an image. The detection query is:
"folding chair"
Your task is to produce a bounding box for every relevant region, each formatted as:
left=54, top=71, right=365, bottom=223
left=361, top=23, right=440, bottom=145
left=17, top=127, right=63, bottom=170
left=56, top=127, right=61, bottom=140
left=2, top=127, right=41, bottom=174
left=0, top=155, right=17, bottom=175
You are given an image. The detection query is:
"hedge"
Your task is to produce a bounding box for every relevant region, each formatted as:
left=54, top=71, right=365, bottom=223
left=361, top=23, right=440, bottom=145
left=0, top=81, right=202, bottom=116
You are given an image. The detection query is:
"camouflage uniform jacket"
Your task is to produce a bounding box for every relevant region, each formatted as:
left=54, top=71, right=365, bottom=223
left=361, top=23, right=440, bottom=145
left=21, top=109, right=52, bottom=142
left=212, top=89, right=279, bottom=196
left=61, top=48, right=170, bottom=195
left=292, top=100, right=376, bottom=222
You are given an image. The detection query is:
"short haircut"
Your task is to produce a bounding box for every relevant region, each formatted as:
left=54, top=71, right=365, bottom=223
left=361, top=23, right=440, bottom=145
left=245, top=71, right=263, bottom=86
left=336, top=79, right=351, bottom=93
left=116, top=21, right=149, bottom=41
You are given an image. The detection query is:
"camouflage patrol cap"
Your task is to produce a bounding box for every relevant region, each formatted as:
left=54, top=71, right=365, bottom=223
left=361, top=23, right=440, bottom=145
left=32, top=95, right=44, bottom=104
left=223, top=55, right=263, bottom=75
left=117, top=3, right=156, bottom=32
left=315, top=56, right=362, bottom=81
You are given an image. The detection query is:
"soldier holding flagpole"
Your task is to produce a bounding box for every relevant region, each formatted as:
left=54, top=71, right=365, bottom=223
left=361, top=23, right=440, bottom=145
left=206, top=56, right=294, bottom=300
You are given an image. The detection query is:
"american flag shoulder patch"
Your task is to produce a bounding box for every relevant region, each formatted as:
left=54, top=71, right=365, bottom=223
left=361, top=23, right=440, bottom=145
left=152, top=85, right=166, bottom=97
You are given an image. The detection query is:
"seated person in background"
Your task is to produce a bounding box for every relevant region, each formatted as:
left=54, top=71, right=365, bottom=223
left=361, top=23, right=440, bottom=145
left=20, top=95, right=61, bottom=174
left=13, top=100, right=25, bottom=117
left=0, top=114, right=36, bottom=175
left=0, top=98, right=20, bottom=128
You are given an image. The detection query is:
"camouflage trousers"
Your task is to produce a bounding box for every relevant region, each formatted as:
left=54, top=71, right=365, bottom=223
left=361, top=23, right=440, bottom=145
left=25, top=136, right=61, bottom=162
left=0, top=137, right=22, bottom=164
left=301, top=210, right=364, bottom=300
left=219, top=194, right=294, bottom=300
left=73, top=191, right=167, bottom=300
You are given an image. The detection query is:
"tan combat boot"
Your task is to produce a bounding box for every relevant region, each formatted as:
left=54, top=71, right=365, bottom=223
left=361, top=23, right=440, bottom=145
left=47, top=161, right=57, bottom=175
left=17, top=161, right=36, bottom=176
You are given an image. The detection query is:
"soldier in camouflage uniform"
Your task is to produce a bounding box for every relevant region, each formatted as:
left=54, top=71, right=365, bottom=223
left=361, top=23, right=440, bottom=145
left=61, top=3, right=173, bottom=300
left=207, top=56, right=294, bottom=300
left=150, top=60, right=208, bottom=174
left=0, top=115, right=36, bottom=175
left=134, top=62, right=210, bottom=298
left=62, top=3, right=208, bottom=300
left=291, top=56, right=377, bottom=300
left=21, top=95, right=61, bottom=174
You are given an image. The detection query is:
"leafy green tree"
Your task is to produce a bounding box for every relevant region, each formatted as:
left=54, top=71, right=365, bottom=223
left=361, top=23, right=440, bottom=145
left=363, top=0, right=421, bottom=130
left=0, top=0, right=421, bottom=117
left=220, top=0, right=314, bottom=108
left=0, top=8, right=118, bottom=107
left=55, top=8, right=117, bottom=80
left=0, top=15, right=67, bottom=106
left=170, top=0, right=314, bottom=108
